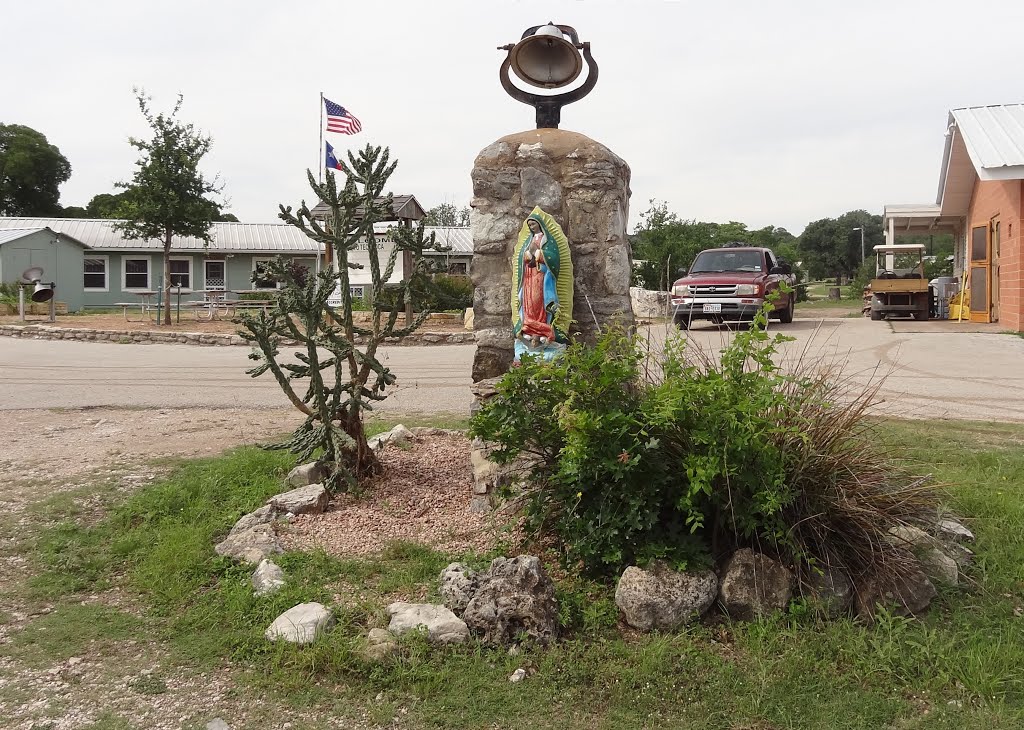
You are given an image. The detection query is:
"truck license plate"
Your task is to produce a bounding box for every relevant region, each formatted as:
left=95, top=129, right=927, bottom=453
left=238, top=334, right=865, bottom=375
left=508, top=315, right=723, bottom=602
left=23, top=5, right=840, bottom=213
left=702, top=303, right=722, bottom=313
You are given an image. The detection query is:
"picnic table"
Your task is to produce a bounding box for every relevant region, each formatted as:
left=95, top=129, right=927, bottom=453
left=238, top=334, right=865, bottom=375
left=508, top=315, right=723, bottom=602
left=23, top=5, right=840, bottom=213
left=113, top=291, right=158, bottom=321
left=187, top=290, right=234, bottom=321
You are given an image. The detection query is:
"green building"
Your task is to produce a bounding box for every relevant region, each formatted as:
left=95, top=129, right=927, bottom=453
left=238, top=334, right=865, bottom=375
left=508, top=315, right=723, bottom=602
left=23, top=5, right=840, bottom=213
left=0, top=227, right=89, bottom=311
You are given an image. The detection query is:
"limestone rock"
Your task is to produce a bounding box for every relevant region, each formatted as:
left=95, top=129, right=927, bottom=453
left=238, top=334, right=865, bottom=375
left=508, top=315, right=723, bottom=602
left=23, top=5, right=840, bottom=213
left=268, top=483, right=329, bottom=516
left=520, top=167, right=562, bottom=210
left=508, top=668, right=527, bottom=683
left=368, top=424, right=414, bottom=451
left=630, top=287, right=669, bottom=319
left=206, top=719, right=230, bottom=730
left=285, top=462, right=325, bottom=488
left=718, top=549, right=795, bottom=621
left=214, top=523, right=282, bottom=564
left=464, top=307, right=475, bottom=330
left=251, top=559, right=286, bottom=596
left=226, top=504, right=279, bottom=537
left=944, top=542, right=975, bottom=568
left=439, top=563, right=480, bottom=614
left=614, top=563, right=717, bottom=631
left=802, top=565, right=854, bottom=618
left=386, top=602, right=469, bottom=644
left=265, top=602, right=335, bottom=644
left=936, top=517, right=975, bottom=543
left=855, top=567, right=936, bottom=619
left=920, top=547, right=959, bottom=586
left=364, top=627, right=398, bottom=661
left=462, top=555, right=559, bottom=645
left=884, top=525, right=932, bottom=548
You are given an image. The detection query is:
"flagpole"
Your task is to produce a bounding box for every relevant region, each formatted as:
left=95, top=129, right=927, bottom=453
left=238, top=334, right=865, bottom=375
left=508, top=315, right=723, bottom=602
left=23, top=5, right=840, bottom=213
left=318, top=91, right=324, bottom=185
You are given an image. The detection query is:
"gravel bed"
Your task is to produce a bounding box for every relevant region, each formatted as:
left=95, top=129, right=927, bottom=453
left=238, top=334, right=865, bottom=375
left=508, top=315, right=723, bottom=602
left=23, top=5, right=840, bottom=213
left=282, top=432, right=511, bottom=557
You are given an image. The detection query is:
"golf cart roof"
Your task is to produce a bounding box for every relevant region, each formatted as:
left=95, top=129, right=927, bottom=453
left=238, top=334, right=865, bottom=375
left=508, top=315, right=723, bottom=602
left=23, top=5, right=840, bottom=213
left=873, top=244, right=927, bottom=252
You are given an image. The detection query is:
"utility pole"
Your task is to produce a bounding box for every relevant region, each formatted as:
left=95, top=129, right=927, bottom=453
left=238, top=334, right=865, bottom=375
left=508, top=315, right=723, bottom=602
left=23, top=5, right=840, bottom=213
left=852, top=226, right=866, bottom=263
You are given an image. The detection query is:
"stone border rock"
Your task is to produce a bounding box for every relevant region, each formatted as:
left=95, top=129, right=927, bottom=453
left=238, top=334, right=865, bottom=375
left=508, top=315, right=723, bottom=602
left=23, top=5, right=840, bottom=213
left=0, top=324, right=476, bottom=348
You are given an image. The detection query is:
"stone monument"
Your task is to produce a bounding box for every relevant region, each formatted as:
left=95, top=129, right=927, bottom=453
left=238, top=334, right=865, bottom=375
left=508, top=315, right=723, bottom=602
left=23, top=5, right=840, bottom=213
left=471, top=23, right=634, bottom=382
left=469, top=23, right=635, bottom=510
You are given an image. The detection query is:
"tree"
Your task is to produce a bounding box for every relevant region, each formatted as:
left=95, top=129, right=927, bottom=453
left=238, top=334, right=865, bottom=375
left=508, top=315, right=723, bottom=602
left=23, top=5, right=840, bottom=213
left=86, top=191, right=132, bottom=218
left=630, top=201, right=800, bottom=290
left=113, top=90, right=222, bottom=324
left=0, top=124, right=72, bottom=215
left=239, top=146, right=438, bottom=490
left=423, top=202, right=470, bottom=227
left=797, top=210, right=883, bottom=281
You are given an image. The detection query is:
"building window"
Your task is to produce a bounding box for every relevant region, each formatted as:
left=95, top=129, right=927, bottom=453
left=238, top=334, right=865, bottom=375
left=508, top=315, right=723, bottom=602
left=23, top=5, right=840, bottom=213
left=169, top=257, right=192, bottom=290
left=123, top=257, right=151, bottom=290
left=350, top=286, right=365, bottom=299
left=83, top=256, right=109, bottom=291
left=253, top=258, right=279, bottom=289
left=448, top=262, right=468, bottom=275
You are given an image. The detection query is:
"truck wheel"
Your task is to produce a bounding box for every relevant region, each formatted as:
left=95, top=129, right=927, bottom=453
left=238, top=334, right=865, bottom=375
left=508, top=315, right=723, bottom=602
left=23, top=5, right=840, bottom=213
left=870, top=309, right=883, bottom=321
left=779, top=296, right=795, bottom=324
left=912, top=308, right=928, bottom=321
left=675, top=316, right=689, bottom=331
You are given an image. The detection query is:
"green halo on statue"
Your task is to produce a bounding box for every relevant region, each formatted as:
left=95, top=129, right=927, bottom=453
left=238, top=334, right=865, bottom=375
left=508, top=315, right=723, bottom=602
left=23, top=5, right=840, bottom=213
left=511, top=207, right=573, bottom=361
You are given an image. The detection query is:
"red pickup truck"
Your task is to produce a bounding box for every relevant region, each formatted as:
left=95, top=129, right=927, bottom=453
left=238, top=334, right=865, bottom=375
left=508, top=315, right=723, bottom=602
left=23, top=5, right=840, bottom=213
left=670, top=245, right=796, bottom=330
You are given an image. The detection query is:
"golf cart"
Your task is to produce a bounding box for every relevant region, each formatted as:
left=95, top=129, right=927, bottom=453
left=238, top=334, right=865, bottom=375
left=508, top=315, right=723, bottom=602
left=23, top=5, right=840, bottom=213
left=868, top=243, right=929, bottom=321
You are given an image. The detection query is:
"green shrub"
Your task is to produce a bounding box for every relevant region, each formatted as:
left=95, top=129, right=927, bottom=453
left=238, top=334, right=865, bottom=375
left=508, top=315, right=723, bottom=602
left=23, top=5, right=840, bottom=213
left=470, top=303, right=938, bottom=584
left=428, top=273, right=473, bottom=311
left=0, top=281, right=19, bottom=307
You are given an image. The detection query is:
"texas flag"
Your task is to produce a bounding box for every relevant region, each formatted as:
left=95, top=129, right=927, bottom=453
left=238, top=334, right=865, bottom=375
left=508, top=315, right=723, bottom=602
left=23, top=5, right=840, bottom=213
left=325, top=141, right=345, bottom=172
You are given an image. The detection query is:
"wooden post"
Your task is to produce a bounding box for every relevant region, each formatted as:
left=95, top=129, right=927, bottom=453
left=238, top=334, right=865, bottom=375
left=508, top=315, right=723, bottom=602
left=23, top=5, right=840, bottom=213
left=403, top=219, right=413, bottom=327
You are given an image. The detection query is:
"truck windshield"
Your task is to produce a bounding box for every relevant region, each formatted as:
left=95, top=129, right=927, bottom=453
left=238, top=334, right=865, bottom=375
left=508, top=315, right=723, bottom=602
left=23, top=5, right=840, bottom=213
left=690, top=250, right=763, bottom=273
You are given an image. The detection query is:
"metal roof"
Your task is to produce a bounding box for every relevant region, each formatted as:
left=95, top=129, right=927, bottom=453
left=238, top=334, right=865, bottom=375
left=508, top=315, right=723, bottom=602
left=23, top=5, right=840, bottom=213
left=949, top=104, right=1024, bottom=176
left=0, top=228, right=47, bottom=246
left=0, top=226, right=90, bottom=248
left=934, top=104, right=1024, bottom=216
left=310, top=194, right=425, bottom=222
left=0, top=217, right=472, bottom=256
left=0, top=218, right=321, bottom=252
left=882, top=204, right=962, bottom=236
left=425, top=227, right=471, bottom=255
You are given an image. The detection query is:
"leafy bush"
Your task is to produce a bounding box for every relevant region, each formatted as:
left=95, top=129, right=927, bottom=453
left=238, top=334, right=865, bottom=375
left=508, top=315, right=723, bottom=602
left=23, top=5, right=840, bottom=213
left=427, top=274, right=473, bottom=311
left=470, top=303, right=938, bottom=584
left=0, top=281, right=19, bottom=307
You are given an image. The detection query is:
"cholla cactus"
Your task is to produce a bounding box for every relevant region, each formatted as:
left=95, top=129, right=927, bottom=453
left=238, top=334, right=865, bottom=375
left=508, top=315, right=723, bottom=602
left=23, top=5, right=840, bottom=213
left=238, top=145, right=438, bottom=491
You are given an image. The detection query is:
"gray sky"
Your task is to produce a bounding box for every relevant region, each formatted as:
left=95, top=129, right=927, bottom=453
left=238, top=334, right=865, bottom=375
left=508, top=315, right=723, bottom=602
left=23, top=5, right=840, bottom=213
left=5, top=0, right=1022, bottom=234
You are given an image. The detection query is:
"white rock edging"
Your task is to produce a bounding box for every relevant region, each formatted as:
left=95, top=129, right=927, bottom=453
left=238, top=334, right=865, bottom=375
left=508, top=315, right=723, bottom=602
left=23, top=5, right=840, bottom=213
left=265, top=602, right=335, bottom=644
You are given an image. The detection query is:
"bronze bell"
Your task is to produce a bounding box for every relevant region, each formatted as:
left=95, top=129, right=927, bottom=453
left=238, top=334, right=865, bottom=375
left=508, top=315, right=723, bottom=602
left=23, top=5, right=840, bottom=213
left=509, top=23, right=583, bottom=89
left=31, top=281, right=54, bottom=302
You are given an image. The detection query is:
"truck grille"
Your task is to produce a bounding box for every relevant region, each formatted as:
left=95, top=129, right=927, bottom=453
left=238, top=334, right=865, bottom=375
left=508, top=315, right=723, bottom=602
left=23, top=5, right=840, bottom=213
left=691, top=285, right=738, bottom=297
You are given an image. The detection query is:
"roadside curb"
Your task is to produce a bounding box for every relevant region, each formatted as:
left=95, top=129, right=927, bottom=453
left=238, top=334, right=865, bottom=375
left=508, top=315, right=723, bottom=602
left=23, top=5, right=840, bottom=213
left=0, top=324, right=476, bottom=348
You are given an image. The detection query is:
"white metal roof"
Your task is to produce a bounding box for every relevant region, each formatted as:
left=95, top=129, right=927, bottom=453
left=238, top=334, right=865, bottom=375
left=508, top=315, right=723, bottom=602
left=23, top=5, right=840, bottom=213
left=425, top=227, right=471, bottom=255
left=0, top=217, right=472, bottom=256
left=935, top=104, right=1024, bottom=216
left=0, top=218, right=321, bottom=252
left=950, top=104, right=1024, bottom=176
left=881, top=204, right=962, bottom=236
left=0, top=226, right=90, bottom=248
left=0, top=228, right=47, bottom=246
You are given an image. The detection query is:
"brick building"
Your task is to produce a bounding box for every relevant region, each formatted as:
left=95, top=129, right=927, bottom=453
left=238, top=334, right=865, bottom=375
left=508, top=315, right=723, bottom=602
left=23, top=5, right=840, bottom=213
left=884, top=104, right=1024, bottom=328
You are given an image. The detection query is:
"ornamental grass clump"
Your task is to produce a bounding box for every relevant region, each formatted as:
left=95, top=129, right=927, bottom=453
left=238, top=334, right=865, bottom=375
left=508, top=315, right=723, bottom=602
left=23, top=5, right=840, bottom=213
left=469, top=303, right=939, bottom=586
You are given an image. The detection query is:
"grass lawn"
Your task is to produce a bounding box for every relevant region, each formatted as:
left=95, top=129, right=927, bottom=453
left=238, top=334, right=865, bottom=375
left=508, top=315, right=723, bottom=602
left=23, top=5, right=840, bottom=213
left=5, top=418, right=1023, bottom=729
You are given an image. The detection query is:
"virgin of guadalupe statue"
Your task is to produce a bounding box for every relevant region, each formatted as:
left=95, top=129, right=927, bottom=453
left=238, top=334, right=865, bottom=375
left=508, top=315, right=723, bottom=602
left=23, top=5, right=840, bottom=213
left=511, top=207, right=574, bottom=361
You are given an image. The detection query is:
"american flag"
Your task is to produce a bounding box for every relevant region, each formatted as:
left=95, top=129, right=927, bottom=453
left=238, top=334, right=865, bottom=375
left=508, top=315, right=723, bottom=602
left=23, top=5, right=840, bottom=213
left=324, top=98, right=362, bottom=135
